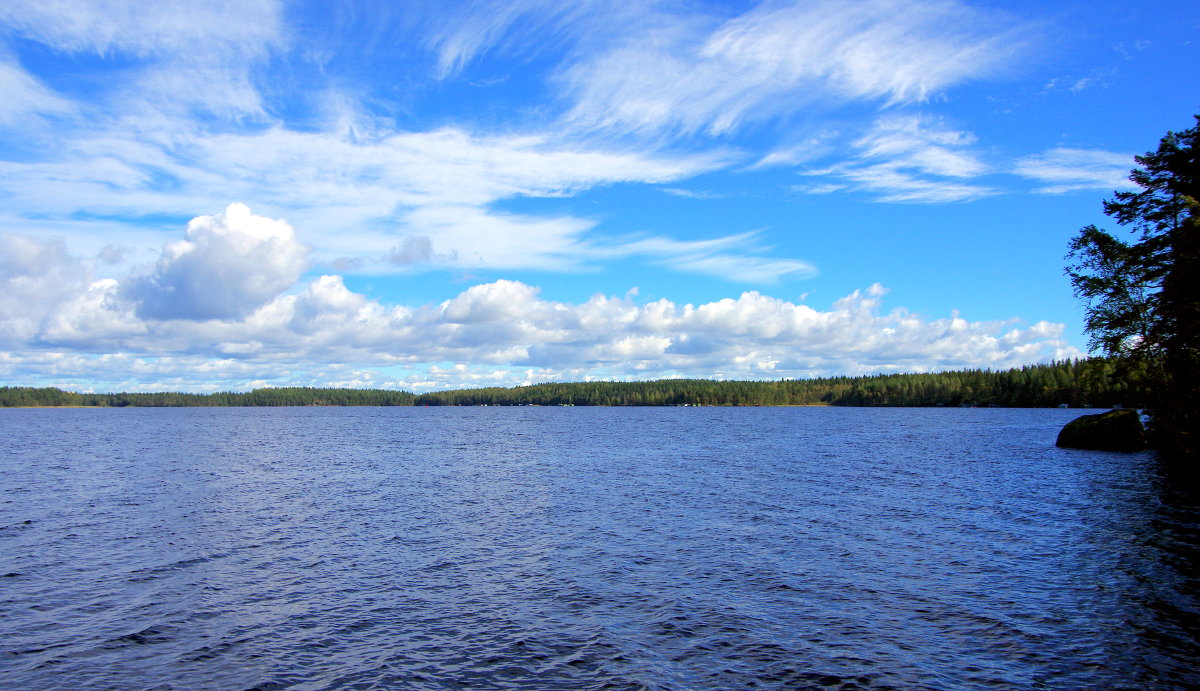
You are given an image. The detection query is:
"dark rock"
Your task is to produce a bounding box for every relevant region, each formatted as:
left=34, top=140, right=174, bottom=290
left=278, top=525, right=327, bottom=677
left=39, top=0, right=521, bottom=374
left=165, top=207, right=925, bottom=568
left=1056, top=409, right=1146, bottom=452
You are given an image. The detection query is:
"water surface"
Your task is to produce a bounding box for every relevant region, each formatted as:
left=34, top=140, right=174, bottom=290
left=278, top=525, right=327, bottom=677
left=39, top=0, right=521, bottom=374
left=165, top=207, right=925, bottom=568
left=2, top=407, right=1197, bottom=689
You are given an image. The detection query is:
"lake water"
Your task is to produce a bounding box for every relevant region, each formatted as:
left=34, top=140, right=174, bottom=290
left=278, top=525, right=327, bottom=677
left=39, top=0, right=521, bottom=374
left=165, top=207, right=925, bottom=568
left=2, top=406, right=1198, bottom=689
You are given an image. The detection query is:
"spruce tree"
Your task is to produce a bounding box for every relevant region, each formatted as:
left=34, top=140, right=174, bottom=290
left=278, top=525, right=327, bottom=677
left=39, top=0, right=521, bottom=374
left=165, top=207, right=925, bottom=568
left=1067, top=115, right=1199, bottom=455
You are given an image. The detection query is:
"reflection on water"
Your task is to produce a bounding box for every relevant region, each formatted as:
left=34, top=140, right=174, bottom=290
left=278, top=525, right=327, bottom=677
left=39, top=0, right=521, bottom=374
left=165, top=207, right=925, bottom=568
left=1116, top=467, right=1200, bottom=686
left=1, top=406, right=1197, bottom=689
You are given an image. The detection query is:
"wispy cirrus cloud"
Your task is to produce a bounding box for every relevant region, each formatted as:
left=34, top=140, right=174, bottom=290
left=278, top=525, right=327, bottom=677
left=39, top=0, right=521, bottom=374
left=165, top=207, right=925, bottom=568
left=1, top=0, right=284, bottom=119
left=0, top=0, right=284, bottom=117
left=0, top=57, right=75, bottom=125
left=0, top=111, right=781, bottom=278
left=0, top=0, right=1036, bottom=294
left=800, top=116, right=995, bottom=203
left=419, top=0, right=1031, bottom=146
left=852, top=116, right=987, bottom=178
left=559, top=0, right=1027, bottom=137
left=613, top=233, right=817, bottom=284
left=422, top=0, right=618, bottom=79
left=0, top=0, right=283, bottom=56
left=1013, top=147, right=1136, bottom=193
left=749, top=136, right=834, bottom=170
left=388, top=209, right=815, bottom=283
left=660, top=187, right=724, bottom=199
left=0, top=1, right=767, bottom=280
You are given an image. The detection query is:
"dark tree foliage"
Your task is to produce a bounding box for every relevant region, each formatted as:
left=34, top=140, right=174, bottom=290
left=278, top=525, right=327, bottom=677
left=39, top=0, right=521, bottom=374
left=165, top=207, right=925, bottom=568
left=1066, top=115, right=1199, bottom=455
left=0, top=386, right=415, bottom=407
left=411, top=360, right=1141, bottom=408
left=0, top=360, right=1141, bottom=410
left=1067, top=225, right=1160, bottom=357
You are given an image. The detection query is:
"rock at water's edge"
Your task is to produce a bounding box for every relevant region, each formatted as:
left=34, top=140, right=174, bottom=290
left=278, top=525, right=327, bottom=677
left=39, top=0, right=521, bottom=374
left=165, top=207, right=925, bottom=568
left=1056, top=409, right=1146, bottom=452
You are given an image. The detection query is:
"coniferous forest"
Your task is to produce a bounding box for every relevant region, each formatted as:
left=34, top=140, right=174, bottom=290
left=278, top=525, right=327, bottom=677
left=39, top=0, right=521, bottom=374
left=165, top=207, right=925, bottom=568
left=0, top=359, right=1147, bottom=409
left=0, top=386, right=416, bottom=408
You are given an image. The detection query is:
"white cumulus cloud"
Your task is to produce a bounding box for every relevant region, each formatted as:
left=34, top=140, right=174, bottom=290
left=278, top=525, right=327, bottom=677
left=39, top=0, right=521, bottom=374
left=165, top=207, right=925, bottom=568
left=0, top=233, right=91, bottom=345
left=0, top=231, right=1081, bottom=390
left=125, top=203, right=309, bottom=321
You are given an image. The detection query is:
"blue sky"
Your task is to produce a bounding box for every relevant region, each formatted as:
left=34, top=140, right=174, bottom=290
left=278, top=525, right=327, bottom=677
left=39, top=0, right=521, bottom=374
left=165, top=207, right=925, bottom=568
left=1, top=0, right=1196, bottom=392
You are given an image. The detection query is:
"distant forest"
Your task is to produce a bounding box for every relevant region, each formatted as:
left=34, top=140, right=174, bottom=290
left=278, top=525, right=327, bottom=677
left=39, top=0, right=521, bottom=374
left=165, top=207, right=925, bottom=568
left=0, top=359, right=1149, bottom=409
left=0, top=387, right=416, bottom=408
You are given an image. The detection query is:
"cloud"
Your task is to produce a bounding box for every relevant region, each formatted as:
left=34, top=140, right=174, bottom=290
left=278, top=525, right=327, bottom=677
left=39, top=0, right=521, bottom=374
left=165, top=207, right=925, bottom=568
left=1, top=226, right=1080, bottom=391
left=0, top=58, right=75, bottom=125
left=800, top=116, right=995, bottom=203
left=0, top=0, right=285, bottom=118
left=440, top=279, right=542, bottom=324
left=828, top=166, right=994, bottom=204
left=0, top=0, right=283, bottom=57
left=0, top=121, right=734, bottom=270
left=749, top=138, right=831, bottom=170
left=0, top=233, right=90, bottom=345
left=386, top=235, right=459, bottom=266
left=423, top=0, right=610, bottom=78
left=1013, top=148, right=1136, bottom=193
left=791, top=182, right=845, bottom=195
left=399, top=204, right=596, bottom=271
left=799, top=122, right=1137, bottom=202
left=560, top=0, right=1025, bottom=136
left=661, top=187, right=723, bottom=199
left=852, top=116, right=987, bottom=177
left=125, top=203, right=309, bottom=320
left=0, top=116, right=806, bottom=280
left=40, top=279, right=146, bottom=347
left=0, top=1, right=1094, bottom=395
left=0, top=3, right=815, bottom=285
left=614, top=233, right=817, bottom=284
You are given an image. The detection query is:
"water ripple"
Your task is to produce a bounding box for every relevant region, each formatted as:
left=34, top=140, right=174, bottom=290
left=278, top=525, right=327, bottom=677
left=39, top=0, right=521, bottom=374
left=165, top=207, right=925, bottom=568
left=1, top=406, right=1197, bottom=689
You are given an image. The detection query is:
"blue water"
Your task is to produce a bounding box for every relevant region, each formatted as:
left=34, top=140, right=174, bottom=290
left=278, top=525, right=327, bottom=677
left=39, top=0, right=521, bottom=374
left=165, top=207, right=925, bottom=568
left=2, top=406, right=1197, bottom=689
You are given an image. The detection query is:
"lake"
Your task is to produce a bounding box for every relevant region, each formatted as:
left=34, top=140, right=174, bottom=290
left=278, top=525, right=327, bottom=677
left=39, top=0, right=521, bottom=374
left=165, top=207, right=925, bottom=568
left=2, top=406, right=1198, bottom=689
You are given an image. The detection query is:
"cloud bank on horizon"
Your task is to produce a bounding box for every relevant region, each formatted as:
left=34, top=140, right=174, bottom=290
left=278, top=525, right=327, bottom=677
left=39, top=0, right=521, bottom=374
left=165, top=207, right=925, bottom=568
left=0, top=0, right=1195, bottom=392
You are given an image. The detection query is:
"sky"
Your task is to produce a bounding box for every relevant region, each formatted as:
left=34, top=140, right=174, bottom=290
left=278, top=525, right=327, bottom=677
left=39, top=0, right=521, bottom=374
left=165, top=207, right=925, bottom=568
left=1, top=0, right=1197, bottom=393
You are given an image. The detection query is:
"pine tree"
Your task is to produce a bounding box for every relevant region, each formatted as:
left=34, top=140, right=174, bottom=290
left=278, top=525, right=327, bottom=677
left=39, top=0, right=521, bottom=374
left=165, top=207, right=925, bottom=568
left=1066, top=115, right=1199, bottom=454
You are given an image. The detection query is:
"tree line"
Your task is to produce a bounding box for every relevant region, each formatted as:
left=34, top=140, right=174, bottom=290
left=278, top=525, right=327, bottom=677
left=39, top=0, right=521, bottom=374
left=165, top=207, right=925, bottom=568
left=1, top=359, right=1145, bottom=409
left=411, top=360, right=1143, bottom=408
left=0, top=386, right=415, bottom=408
